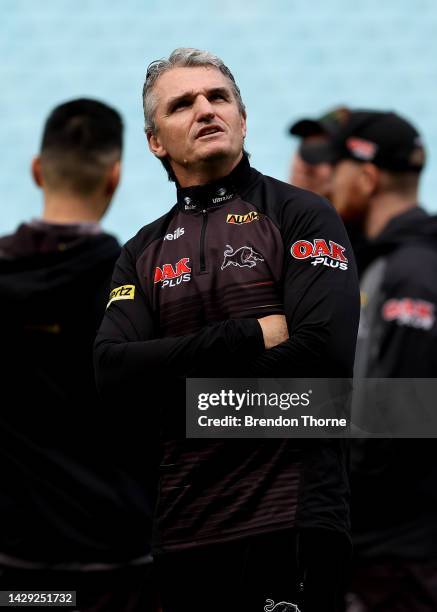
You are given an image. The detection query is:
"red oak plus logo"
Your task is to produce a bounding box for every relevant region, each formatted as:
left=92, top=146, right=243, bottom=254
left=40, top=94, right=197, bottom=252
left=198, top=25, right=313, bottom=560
left=382, top=298, right=435, bottom=330
left=154, top=257, right=191, bottom=288
left=291, top=239, right=348, bottom=271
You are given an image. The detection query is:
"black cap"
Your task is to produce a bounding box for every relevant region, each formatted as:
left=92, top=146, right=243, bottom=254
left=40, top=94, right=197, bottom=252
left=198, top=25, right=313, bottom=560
left=333, top=111, right=425, bottom=172
left=289, top=106, right=351, bottom=165
left=297, top=140, right=340, bottom=165
left=289, top=106, right=350, bottom=139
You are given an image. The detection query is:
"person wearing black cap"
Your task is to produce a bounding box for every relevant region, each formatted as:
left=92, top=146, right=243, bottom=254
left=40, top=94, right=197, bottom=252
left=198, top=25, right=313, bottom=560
left=0, top=99, right=159, bottom=611
left=329, top=111, right=437, bottom=611
left=288, top=106, right=350, bottom=198
left=289, top=107, right=368, bottom=273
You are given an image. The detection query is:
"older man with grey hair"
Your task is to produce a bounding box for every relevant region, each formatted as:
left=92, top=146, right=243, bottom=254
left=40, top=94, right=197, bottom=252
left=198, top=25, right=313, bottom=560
left=95, top=48, right=360, bottom=612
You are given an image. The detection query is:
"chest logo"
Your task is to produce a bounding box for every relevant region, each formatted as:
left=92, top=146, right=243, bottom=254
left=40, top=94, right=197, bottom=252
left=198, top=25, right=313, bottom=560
left=221, top=244, right=264, bottom=270
left=226, top=211, right=260, bottom=225
left=164, top=227, right=184, bottom=241
left=154, top=257, right=191, bottom=288
left=264, top=599, right=301, bottom=612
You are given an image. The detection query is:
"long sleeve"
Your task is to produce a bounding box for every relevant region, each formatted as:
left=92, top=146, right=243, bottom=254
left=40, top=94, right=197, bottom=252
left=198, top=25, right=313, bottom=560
left=365, top=250, right=437, bottom=378
left=247, top=197, right=360, bottom=377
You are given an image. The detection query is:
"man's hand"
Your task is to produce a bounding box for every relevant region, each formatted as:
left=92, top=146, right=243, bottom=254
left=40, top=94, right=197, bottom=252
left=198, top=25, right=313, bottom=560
left=257, top=315, right=289, bottom=349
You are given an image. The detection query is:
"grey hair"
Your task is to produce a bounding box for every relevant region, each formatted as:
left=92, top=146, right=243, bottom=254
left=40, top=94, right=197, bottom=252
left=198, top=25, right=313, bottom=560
left=142, top=47, right=246, bottom=134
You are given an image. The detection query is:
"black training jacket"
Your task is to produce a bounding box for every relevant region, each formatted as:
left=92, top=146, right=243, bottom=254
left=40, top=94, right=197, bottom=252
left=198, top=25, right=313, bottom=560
left=0, top=222, right=155, bottom=565
left=95, top=155, right=360, bottom=553
left=351, top=207, right=437, bottom=559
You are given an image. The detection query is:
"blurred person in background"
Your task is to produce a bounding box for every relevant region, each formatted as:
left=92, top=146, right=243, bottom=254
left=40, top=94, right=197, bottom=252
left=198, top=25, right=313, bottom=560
left=329, top=110, right=437, bottom=611
left=288, top=106, right=349, bottom=199
left=95, top=47, right=359, bottom=612
left=0, top=99, right=159, bottom=611
left=288, top=107, right=367, bottom=272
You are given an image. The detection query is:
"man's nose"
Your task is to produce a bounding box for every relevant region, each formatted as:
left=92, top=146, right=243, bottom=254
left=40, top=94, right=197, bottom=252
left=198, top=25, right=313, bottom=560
left=194, top=95, right=215, bottom=121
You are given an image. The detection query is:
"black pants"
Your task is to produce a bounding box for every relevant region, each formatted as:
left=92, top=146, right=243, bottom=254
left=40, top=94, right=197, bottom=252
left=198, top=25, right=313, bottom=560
left=0, top=563, right=160, bottom=612
left=155, top=528, right=350, bottom=612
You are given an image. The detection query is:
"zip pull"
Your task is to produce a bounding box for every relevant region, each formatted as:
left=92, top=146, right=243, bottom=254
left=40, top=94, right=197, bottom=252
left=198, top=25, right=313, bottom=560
left=199, top=210, right=208, bottom=273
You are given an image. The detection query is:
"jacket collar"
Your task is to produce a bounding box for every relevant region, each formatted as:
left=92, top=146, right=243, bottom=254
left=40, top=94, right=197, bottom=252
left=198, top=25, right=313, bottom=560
left=176, top=153, right=253, bottom=213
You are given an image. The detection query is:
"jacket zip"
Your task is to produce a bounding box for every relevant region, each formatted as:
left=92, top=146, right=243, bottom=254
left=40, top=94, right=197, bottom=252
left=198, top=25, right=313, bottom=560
left=199, top=209, right=208, bottom=273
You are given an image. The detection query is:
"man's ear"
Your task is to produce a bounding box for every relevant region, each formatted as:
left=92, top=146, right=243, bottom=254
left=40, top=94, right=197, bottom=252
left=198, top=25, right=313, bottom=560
left=240, top=111, right=247, bottom=139
left=147, top=130, right=167, bottom=159
left=360, top=163, right=380, bottom=196
left=105, top=160, right=121, bottom=197
left=31, top=156, right=43, bottom=188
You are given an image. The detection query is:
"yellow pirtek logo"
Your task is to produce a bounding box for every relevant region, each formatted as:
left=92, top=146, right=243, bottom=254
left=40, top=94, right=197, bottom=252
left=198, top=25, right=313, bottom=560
left=106, top=285, right=135, bottom=309
left=226, top=211, right=260, bottom=225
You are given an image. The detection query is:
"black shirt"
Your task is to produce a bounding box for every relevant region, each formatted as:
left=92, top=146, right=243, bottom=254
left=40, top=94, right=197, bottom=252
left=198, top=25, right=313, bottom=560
left=95, top=155, right=360, bottom=553
left=0, top=221, right=155, bottom=565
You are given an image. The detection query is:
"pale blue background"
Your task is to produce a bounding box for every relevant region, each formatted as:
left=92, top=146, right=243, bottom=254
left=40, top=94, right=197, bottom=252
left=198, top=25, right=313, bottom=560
left=2, top=0, right=437, bottom=243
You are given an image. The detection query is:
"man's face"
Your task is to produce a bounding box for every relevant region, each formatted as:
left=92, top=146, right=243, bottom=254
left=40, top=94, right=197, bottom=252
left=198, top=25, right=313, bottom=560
left=331, top=159, right=371, bottom=222
left=290, top=152, right=334, bottom=198
left=147, top=66, right=246, bottom=180
left=289, top=135, right=334, bottom=198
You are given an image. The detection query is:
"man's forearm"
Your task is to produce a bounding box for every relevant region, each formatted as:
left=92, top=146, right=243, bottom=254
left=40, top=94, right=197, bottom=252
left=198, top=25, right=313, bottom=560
left=94, top=317, right=264, bottom=395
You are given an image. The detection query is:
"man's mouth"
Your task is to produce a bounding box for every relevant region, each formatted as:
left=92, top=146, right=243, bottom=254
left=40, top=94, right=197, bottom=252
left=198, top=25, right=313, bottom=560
left=196, top=126, right=224, bottom=139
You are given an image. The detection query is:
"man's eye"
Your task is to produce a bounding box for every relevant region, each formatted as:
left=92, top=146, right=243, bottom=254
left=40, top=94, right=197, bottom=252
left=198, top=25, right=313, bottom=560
left=210, top=93, right=226, bottom=101
left=173, top=100, right=190, bottom=111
